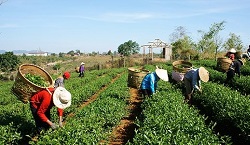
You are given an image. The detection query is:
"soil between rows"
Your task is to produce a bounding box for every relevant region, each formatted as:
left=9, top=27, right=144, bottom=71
left=108, top=88, right=143, bottom=145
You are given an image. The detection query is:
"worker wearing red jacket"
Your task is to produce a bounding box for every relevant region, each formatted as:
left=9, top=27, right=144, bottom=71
left=30, top=86, right=71, bottom=134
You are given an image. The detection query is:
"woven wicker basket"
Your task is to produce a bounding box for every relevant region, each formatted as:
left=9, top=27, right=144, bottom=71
left=127, top=67, right=150, bottom=89
left=216, top=58, right=232, bottom=72
left=11, top=64, right=53, bottom=104
left=75, top=66, right=80, bottom=73
left=172, top=60, right=192, bottom=73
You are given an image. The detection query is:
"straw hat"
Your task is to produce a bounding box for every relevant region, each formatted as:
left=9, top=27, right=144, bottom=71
left=81, top=62, right=85, bottom=65
left=155, top=68, right=168, bottom=81
left=198, top=67, right=209, bottom=82
left=53, top=87, right=71, bottom=109
left=229, top=48, right=236, bottom=53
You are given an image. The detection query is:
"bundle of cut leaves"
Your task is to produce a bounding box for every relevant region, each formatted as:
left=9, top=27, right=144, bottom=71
left=25, top=73, right=49, bottom=87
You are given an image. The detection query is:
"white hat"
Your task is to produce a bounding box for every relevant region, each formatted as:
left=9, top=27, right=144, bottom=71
left=53, top=87, right=71, bottom=109
left=229, top=48, right=236, bottom=53
left=155, top=69, right=169, bottom=81
left=81, top=62, right=85, bottom=65
left=198, top=67, right=209, bottom=82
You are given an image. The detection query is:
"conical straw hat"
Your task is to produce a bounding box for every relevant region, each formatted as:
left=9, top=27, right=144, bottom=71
left=198, top=67, right=209, bottom=82
left=155, top=69, right=168, bottom=81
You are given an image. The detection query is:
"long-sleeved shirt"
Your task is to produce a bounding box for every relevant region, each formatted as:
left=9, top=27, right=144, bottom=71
left=140, top=72, right=159, bottom=94
left=79, top=65, right=85, bottom=72
left=184, top=68, right=201, bottom=90
left=30, top=88, right=63, bottom=122
left=232, top=60, right=242, bottom=77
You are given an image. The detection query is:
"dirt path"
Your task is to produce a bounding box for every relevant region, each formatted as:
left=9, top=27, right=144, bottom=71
left=107, top=88, right=143, bottom=145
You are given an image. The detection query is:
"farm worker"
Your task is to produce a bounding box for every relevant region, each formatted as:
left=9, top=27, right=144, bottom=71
left=78, top=62, right=85, bottom=77
left=140, top=68, right=168, bottom=97
left=54, top=71, right=70, bottom=88
left=30, top=86, right=71, bottom=134
left=225, top=48, right=236, bottom=58
left=184, top=67, right=209, bottom=104
left=225, top=57, right=245, bottom=84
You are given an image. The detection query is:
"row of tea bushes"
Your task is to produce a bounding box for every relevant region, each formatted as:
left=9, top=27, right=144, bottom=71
left=0, top=81, right=34, bottom=144
left=193, top=82, right=250, bottom=144
left=0, top=67, right=126, bottom=144
left=29, top=71, right=129, bottom=144
left=131, top=81, right=229, bottom=144
left=64, top=68, right=126, bottom=114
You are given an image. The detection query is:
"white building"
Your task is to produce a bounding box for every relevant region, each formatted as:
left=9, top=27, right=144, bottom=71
left=26, top=50, right=48, bottom=56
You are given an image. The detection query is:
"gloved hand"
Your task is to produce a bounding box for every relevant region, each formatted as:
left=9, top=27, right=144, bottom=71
left=51, top=123, right=58, bottom=130
left=59, top=121, right=63, bottom=127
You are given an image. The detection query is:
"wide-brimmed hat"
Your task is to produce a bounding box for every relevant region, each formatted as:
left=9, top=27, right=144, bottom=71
left=81, top=62, right=85, bottom=65
left=53, top=87, right=71, bottom=109
left=155, top=68, right=168, bottom=81
left=198, top=67, right=209, bottom=82
left=229, top=48, right=236, bottom=53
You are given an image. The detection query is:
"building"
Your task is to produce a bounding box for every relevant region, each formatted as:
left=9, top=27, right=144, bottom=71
left=26, top=50, right=48, bottom=56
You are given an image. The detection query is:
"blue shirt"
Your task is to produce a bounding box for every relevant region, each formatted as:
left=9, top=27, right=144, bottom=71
left=140, top=72, right=159, bottom=94
left=184, top=68, right=201, bottom=90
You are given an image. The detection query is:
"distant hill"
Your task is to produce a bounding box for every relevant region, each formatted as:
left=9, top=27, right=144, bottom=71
left=0, top=50, right=50, bottom=55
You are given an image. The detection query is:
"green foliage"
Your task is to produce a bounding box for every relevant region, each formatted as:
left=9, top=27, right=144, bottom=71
left=118, top=40, right=140, bottom=56
left=223, top=33, right=243, bottom=51
left=67, top=50, right=74, bottom=56
left=197, top=21, right=226, bottom=59
left=171, top=35, right=196, bottom=60
left=25, top=73, right=49, bottom=87
left=0, top=52, right=20, bottom=72
left=132, top=82, right=228, bottom=144
left=194, top=82, right=250, bottom=143
left=52, top=63, right=61, bottom=71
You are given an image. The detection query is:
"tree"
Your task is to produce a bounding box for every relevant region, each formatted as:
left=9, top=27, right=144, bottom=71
left=171, top=36, right=195, bottom=60
left=0, top=51, right=20, bottom=72
left=223, top=33, right=243, bottom=52
left=170, top=26, right=195, bottom=60
left=59, top=52, right=65, bottom=57
left=67, top=50, right=75, bottom=56
left=118, top=40, right=140, bottom=56
left=75, top=49, right=81, bottom=55
left=169, top=26, right=187, bottom=42
left=0, top=0, right=7, bottom=6
left=107, top=50, right=112, bottom=55
left=197, top=21, right=226, bottom=59
left=53, top=63, right=61, bottom=74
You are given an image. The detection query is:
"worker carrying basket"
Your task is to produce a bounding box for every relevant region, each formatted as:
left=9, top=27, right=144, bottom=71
left=11, top=64, right=54, bottom=104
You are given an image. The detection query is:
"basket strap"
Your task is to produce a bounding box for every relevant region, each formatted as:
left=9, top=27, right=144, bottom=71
left=46, top=88, right=52, bottom=96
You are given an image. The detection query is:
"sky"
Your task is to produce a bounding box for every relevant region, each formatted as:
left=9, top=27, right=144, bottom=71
left=0, top=0, right=250, bottom=54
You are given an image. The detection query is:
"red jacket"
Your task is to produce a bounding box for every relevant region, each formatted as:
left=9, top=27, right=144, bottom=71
left=30, top=88, right=63, bottom=122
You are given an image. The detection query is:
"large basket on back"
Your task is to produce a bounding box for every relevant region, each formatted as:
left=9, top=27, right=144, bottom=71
left=127, top=67, right=150, bottom=89
left=11, top=64, right=53, bottom=104
left=172, top=60, right=192, bottom=82
left=216, top=58, right=232, bottom=72
left=172, top=60, right=192, bottom=73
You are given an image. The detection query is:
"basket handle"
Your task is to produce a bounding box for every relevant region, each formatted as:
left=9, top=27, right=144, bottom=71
left=46, top=88, right=52, bottom=96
